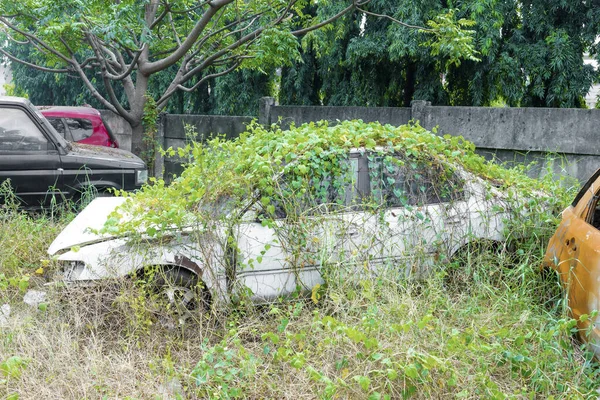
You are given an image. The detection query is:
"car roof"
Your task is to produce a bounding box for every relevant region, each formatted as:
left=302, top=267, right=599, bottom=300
left=0, top=96, right=32, bottom=107
left=38, top=105, right=102, bottom=118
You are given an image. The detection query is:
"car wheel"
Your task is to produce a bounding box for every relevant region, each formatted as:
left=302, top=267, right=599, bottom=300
left=147, top=266, right=211, bottom=327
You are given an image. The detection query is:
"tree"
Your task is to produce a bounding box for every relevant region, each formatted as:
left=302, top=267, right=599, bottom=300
left=280, top=0, right=600, bottom=108
left=8, top=41, right=271, bottom=116
left=0, top=0, right=370, bottom=154
left=443, top=0, right=600, bottom=107
left=0, top=0, right=479, bottom=155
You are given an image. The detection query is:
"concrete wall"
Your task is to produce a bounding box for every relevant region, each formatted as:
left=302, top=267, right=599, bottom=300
left=412, top=105, right=600, bottom=182
left=157, top=114, right=253, bottom=180
left=266, top=99, right=600, bottom=182
left=104, top=98, right=600, bottom=183
left=99, top=109, right=133, bottom=151
left=268, top=105, right=412, bottom=128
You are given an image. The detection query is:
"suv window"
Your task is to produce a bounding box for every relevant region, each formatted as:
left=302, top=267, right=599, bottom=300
left=65, top=118, right=93, bottom=141
left=368, top=153, right=464, bottom=207
left=0, top=108, right=51, bottom=152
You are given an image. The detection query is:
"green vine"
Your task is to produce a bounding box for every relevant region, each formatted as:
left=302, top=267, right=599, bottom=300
left=101, top=119, right=567, bottom=239
left=141, top=95, right=159, bottom=173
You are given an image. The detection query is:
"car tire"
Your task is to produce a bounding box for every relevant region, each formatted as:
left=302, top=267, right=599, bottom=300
left=147, top=266, right=211, bottom=327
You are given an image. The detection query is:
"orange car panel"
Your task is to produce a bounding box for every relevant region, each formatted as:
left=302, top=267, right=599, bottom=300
left=544, top=169, right=600, bottom=355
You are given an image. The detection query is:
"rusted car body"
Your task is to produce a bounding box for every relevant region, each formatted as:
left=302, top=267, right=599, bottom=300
left=543, top=169, right=600, bottom=356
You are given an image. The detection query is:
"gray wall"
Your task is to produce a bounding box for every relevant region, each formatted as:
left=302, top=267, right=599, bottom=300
left=99, top=110, right=133, bottom=151
left=265, top=99, right=600, bottom=183
left=156, top=114, right=253, bottom=180
left=268, top=105, right=412, bottom=128
left=104, top=98, right=600, bottom=183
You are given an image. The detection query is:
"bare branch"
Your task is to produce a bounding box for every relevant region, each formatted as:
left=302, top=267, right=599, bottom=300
left=187, top=11, right=258, bottom=60
left=2, top=30, right=29, bottom=45
left=168, top=12, right=182, bottom=47
left=107, top=44, right=145, bottom=81
left=169, top=0, right=212, bottom=14
left=140, top=0, right=235, bottom=75
left=356, top=6, right=432, bottom=32
left=177, top=61, right=240, bottom=93
left=0, top=47, right=70, bottom=73
left=291, top=2, right=357, bottom=36
left=0, top=17, right=73, bottom=65
left=70, top=58, right=122, bottom=116
left=149, top=2, right=170, bottom=29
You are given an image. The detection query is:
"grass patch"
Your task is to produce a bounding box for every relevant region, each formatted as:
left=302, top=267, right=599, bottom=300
left=1, top=215, right=598, bottom=398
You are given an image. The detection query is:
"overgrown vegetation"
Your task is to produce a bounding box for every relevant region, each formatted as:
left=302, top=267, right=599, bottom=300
left=1, top=121, right=598, bottom=399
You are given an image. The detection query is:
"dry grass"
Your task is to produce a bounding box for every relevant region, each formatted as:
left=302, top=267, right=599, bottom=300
left=0, top=260, right=597, bottom=399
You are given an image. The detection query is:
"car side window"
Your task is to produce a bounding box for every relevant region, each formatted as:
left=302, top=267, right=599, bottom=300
left=46, top=118, right=73, bottom=141
left=65, top=118, right=93, bottom=141
left=585, top=189, right=600, bottom=229
left=0, top=108, right=52, bottom=152
left=368, top=153, right=464, bottom=207
left=268, top=155, right=364, bottom=218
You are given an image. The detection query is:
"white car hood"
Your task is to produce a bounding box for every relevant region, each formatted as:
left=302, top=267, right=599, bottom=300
left=48, top=197, right=128, bottom=255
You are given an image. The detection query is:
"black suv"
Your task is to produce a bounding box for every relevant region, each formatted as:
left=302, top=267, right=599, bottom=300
left=0, top=96, right=147, bottom=207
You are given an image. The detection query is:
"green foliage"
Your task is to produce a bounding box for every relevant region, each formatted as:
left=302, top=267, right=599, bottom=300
left=104, top=120, right=561, bottom=238
left=281, top=0, right=600, bottom=108
left=0, top=355, right=27, bottom=381
left=423, top=9, right=480, bottom=70
left=191, top=337, right=258, bottom=399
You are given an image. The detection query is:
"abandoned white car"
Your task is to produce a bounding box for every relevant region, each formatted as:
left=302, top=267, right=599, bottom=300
left=48, top=121, right=521, bottom=312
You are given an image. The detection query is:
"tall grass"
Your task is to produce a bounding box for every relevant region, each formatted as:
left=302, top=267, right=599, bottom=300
left=1, top=213, right=599, bottom=398
left=0, top=154, right=597, bottom=399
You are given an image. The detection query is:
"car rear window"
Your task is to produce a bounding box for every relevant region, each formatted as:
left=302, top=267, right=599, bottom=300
left=47, top=118, right=67, bottom=137
left=65, top=118, right=93, bottom=141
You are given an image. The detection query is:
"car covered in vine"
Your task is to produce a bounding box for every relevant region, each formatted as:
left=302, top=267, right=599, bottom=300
left=47, top=121, right=543, bottom=314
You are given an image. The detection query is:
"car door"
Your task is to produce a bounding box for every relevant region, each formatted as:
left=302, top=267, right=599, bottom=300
left=547, top=173, right=600, bottom=325
left=368, top=153, right=467, bottom=278
left=234, top=152, right=378, bottom=301
left=0, top=106, right=63, bottom=207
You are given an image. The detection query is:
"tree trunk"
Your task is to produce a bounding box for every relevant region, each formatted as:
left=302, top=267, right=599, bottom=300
left=131, top=122, right=144, bottom=157
left=403, top=61, right=417, bottom=107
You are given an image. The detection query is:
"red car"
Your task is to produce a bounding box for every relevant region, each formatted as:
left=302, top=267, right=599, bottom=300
left=39, top=106, right=119, bottom=148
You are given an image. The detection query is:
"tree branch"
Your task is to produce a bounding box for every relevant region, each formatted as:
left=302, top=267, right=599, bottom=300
left=169, top=0, right=212, bottom=14
left=0, top=17, right=73, bottom=65
left=356, top=6, right=433, bottom=32
left=107, top=45, right=145, bottom=81
left=70, top=58, right=122, bottom=116
left=291, top=2, right=359, bottom=36
left=0, top=47, right=70, bottom=73
left=149, top=2, right=170, bottom=29
left=177, top=61, right=241, bottom=93
left=168, top=12, right=182, bottom=47
left=140, top=0, right=235, bottom=75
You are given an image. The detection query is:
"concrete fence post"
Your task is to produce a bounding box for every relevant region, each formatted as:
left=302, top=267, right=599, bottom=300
left=410, top=100, right=431, bottom=126
left=154, top=112, right=166, bottom=179
left=259, top=97, right=276, bottom=126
